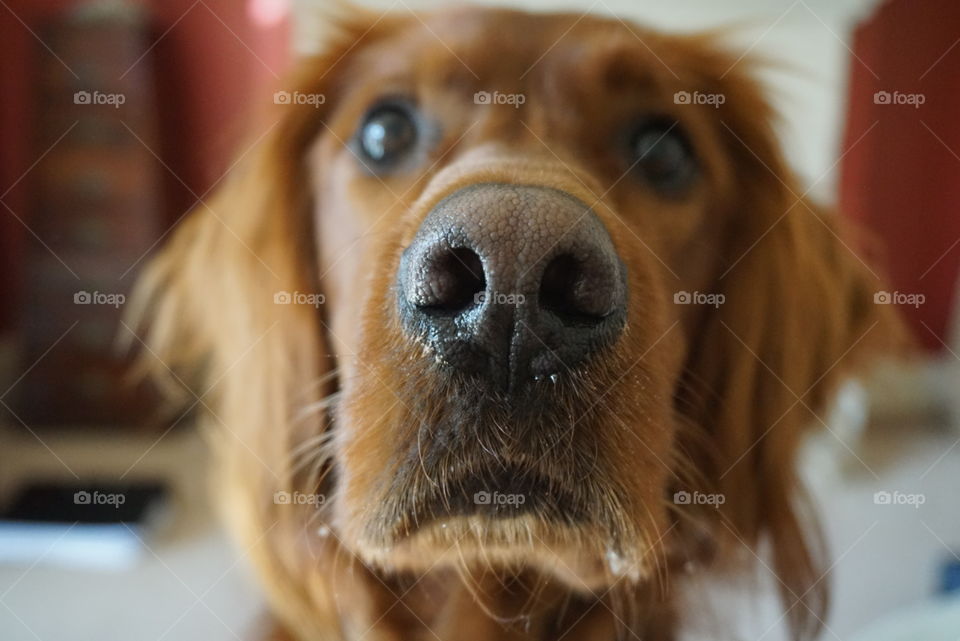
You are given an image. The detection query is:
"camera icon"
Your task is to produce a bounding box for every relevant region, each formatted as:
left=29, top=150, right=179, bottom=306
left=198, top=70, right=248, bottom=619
left=873, top=491, right=892, bottom=505
left=673, top=91, right=691, bottom=105
left=673, top=291, right=691, bottom=304
left=274, top=90, right=292, bottom=105
left=474, top=91, right=491, bottom=105
left=74, top=490, right=91, bottom=505
left=474, top=491, right=491, bottom=505
left=74, top=91, right=91, bottom=105
left=873, top=291, right=891, bottom=304
left=473, top=291, right=488, bottom=305
left=873, top=91, right=891, bottom=105
left=274, top=291, right=292, bottom=304
left=74, top=290, right=92, bottom=304
left=273, top=491, right=291, bottom=504
left=673, top=490, right=691, bottom=505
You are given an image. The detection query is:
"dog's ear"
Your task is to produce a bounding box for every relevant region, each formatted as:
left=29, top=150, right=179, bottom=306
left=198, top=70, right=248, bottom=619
left=128, top=89, right=336, bottom=634
left=127, top=8, right=391, bottom=637
left=675, top=62, right=903, bottom=639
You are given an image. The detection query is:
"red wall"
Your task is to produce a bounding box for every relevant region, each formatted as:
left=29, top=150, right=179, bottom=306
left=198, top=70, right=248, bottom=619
left=841, top=0, right=960, bottom=351
left=0, top=0, right=290, bottom=330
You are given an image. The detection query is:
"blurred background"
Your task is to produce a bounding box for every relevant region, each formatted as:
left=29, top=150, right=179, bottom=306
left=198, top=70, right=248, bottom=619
left=0, top=0, right=958, bottom=639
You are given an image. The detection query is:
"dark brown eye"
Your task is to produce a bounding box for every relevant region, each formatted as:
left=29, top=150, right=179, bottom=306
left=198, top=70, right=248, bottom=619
left=357, top=103, right=418, bottom=169
left=630, top=119, right=698, bottom=194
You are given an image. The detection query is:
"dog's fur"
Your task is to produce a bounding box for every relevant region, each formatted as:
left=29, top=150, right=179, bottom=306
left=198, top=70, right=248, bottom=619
left=132, top=5, right=900, bottom=640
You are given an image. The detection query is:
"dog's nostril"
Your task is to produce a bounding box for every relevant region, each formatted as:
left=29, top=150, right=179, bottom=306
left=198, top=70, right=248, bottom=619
left=539, top=253, right=610, bottom=323
left=419, top=247, right=485, bottom=313
left=539, top=254, right=580, bottom=316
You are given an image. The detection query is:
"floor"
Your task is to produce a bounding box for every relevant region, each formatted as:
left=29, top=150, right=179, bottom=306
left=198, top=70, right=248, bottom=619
left=0, top=428, right=265, bottom=641
left=0, top=413, right=959, bottom=641
left=682, top=416, right=960, bottom=640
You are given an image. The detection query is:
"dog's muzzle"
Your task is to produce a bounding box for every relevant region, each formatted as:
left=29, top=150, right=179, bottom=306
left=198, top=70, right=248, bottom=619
left=397, top=183, right=627, bottom=395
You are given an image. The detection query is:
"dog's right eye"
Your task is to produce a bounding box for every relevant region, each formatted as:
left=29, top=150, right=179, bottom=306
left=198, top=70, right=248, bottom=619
left=356, top=103, right=418, bottom=169
left=628, top=118, right=699, bottom=195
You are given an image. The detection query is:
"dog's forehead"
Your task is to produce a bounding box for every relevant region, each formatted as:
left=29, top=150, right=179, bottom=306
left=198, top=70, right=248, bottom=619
left=359, top=8, right=664, bottom=83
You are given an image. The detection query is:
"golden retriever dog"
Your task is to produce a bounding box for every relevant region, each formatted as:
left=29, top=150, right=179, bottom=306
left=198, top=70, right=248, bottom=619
left=133, top=4, right=900, bottom=640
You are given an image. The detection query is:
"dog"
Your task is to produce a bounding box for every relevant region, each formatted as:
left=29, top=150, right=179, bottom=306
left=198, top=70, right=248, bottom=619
left=132, top=5, right=901, bottom=640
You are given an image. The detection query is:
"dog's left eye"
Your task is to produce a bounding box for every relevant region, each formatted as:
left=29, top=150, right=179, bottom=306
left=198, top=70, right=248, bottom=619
left=357, top=103, right=418, bottom=168
left=630, top=119, right=698, bottom=194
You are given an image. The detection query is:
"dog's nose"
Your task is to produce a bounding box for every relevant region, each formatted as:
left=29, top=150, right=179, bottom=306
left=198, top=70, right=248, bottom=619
left=397, top=183, right=627, bottom=393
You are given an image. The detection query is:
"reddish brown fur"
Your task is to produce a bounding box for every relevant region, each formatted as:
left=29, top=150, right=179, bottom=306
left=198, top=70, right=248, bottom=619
left=132, top=5, right=901, bottom=640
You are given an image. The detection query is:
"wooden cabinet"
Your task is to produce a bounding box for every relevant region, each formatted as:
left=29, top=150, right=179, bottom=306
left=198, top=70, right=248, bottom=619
left=14, top=3, right=163, bottom=428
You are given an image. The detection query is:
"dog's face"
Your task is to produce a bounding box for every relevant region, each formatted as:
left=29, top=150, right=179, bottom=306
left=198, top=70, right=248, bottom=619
left=138, top=6, right=897, bottom=639
left=315, top=8, right=722, bottom=588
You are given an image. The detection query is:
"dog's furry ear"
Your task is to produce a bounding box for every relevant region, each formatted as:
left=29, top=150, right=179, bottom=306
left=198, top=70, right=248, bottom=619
left=128, top=100, right=335, bottom=633
left=127, top=9, right=390, bottom=638
left=675, top=63, right=903, bottom=640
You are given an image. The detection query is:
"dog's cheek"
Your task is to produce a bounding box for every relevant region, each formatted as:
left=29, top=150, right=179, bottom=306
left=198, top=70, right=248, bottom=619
left=312, top=148, right=407, bottom=378
left=332, top=378, right=404, bottom=543
left=329, top=235, right=418, bottom=548
left=605, top=234, right=684, bottom=546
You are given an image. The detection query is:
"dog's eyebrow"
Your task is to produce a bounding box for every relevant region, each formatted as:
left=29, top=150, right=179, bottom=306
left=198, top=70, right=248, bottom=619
left=346, top=32, right=483, bottom=92
left=538, top=35, right=667, bottom=94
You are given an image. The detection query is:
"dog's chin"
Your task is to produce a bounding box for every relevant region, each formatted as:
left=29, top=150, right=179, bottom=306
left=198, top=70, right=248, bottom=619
left=351, top=513, right=652, bottom=593
left=336, top=352, right=662, bottom=592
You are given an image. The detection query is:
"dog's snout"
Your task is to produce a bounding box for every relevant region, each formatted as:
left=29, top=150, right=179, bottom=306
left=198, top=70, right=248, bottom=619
left=398, top=183, right=627, bottom=393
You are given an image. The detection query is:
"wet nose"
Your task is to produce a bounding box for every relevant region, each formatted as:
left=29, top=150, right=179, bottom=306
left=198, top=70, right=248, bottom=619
left=397, top=183, right=627, bottom=394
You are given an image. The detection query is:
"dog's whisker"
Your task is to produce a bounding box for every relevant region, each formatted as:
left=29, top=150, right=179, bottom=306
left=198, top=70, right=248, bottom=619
left=287, top=429, right=335, bottom=463
left=642, top=504, right=670, bottom=601
left=286, top=434, right=336, bottom=487
left=416, top=419, right=439, bottom=489
left=291, top=391, right=341, bottom=427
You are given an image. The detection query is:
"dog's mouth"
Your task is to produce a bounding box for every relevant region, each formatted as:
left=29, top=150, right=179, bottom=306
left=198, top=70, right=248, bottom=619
left=351, top=454, right=646, bottom=590
left=403, top=463, right=585, bottom=530
left=345, top=410, right=647, bottom=590
left=366, top=372, right=607, bottom=541
left=337, top=309, right=665, bottom=590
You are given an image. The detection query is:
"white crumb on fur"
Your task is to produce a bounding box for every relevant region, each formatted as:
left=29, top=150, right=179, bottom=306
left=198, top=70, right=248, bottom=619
left=605, top=547, right=640, bottom=582
left=605, top=547, right=626, bottom=575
